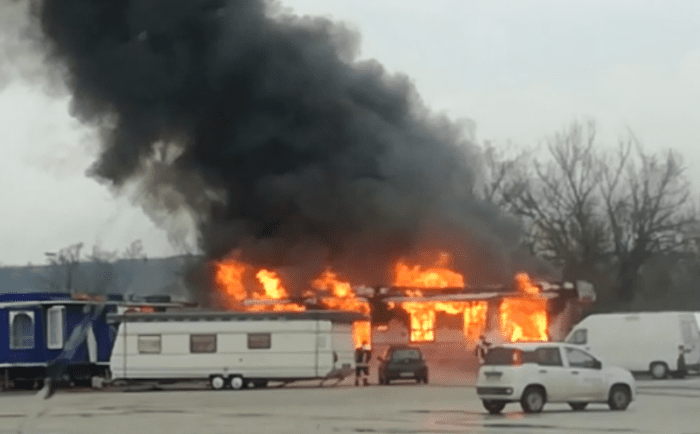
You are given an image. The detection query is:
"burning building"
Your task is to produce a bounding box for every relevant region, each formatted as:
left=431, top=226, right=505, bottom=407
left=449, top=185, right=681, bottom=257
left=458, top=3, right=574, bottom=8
left=209, top=252, right=593, bottom=354
left=25, top=0, right=594, bottom=363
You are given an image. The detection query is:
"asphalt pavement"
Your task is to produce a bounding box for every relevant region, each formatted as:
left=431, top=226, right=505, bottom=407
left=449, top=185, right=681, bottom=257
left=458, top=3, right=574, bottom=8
left=1, top=374, right=698, bottom=434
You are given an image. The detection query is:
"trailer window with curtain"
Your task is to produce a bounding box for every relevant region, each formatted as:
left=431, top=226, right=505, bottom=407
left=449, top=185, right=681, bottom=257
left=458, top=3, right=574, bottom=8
left=137, top=335, right=162, bottom=354
left=9, top=311, right=35, bottom=350
left=248, top=333, right=271, bottom=349
left=47, top=306, right=65, bottom=349
left=190, top=334, right=217, bottom=353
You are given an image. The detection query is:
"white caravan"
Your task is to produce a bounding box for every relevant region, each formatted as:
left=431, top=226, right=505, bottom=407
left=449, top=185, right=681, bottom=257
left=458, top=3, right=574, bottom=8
left=109, top=310, right=366, bottom=389
left=565, top=312, right=700, bottom=379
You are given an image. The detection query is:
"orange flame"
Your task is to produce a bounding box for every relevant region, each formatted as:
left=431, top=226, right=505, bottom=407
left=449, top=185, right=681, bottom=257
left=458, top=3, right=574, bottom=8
left=312, top=269, right=371, bottom=347
left=463, top=301, right=488, bottom=341
left=247, top=302, right=306, bottom=312
left=400, top=299, right=488, bottom=343
left=213, top=260, right=304, bottom=312
left=311, top=269, right=371, bottom=316
left=393, top=252, right=464, bottom=289
left=312, top=269, right=352, bottom=298
left=254, top=269, right=288, bottom=300
left=214, top=259, right=249, bottom=304
left=515, top=272, right=540, bottom=295
left=250, top=269, right=305, bottom=311
left=394, top=254, right=472, bottom=342
left=500, top=273, right=548, bottom=342
left=402, top=300, right=436, bottom=342
left=352, top=321, right=372, bottom=349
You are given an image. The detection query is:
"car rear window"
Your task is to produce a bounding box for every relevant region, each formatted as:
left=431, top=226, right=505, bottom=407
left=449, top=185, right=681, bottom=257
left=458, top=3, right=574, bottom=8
left=484, top=347, right=523, bottom=365
left=484, top=347, right=542, bottom=365
left=392, top=349, right=421, bottom=360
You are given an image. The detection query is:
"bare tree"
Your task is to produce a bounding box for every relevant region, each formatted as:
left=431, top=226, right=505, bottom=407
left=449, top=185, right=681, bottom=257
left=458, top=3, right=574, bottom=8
left=43, top=242, right=84, bottom=293
left=35, top=240, right=151, bottom=295
left=82, top=245, right=119, bottom=294
left=601, top=140, right=696, bottom=302
left=485, top=120, right=698, bottom=306
left=480, top=140, right=531, bottom=208
left=122, top=239, right=147, bottom=260
left=491, top=121, right=608, bottom=279
left=117, top=239, right=149, bottom=295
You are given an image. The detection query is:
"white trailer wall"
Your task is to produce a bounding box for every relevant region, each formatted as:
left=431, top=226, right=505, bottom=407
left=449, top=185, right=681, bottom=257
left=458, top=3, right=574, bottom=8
left=110, top=314, right=358, bottom=382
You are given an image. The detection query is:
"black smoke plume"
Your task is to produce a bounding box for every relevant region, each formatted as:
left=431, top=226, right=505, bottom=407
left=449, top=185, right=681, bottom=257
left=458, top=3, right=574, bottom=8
left=31, top=0, right=521, bottom=292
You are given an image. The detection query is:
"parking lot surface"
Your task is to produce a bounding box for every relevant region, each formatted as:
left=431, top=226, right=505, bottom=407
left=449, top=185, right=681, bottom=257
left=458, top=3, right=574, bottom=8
left=2, top=375, right=699, bottom=434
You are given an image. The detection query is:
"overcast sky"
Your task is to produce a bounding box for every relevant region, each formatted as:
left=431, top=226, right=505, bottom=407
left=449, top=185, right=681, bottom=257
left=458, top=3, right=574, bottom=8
left=1, top=0, right=699, bottom=266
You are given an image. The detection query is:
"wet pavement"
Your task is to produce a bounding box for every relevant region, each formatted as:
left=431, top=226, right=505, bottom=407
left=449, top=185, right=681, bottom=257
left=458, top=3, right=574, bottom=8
left=1, top=376, right=699, bottom=434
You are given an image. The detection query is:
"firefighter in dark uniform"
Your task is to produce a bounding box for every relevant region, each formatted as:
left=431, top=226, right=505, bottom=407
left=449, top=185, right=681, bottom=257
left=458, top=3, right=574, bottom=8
left=355, top=341, right=372, bottom=386
left=676, top=345, right=687, bottom=379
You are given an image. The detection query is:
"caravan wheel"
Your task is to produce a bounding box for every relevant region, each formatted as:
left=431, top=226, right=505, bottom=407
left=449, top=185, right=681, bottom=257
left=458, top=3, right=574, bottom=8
left=210, top=376, right=226, bottom=390
left=229, top=375, right=245, bottom=390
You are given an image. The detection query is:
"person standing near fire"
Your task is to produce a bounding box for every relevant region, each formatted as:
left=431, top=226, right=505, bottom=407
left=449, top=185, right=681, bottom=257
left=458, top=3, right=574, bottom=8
left=355, top=341, right=372, bottom=386
left=676, top=345, right=687, bottom=378
left=475, top=335, right=491, bottom=364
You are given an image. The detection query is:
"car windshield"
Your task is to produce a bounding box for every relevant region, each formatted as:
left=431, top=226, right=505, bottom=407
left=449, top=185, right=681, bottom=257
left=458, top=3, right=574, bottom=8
left=391, top=349, right=421, bottom=360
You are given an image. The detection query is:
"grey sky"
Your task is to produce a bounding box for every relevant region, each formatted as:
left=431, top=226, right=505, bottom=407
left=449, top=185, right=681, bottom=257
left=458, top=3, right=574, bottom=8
left=1, top=0, right=699, bottom=266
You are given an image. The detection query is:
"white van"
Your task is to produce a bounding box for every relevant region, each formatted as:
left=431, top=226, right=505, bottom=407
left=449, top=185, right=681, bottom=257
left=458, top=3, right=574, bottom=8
left=565, top=312, right=700, bottom=379
left=109, top=310, right=367, bottom=389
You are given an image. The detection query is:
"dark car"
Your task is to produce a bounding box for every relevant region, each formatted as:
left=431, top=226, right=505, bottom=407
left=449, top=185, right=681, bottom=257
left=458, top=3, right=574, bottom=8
left=378, top=346, right=429, bottom=385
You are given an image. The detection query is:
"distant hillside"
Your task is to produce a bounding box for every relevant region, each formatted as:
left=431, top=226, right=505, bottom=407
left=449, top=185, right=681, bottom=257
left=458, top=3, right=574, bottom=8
left=0, top=255, right=202, bottom=301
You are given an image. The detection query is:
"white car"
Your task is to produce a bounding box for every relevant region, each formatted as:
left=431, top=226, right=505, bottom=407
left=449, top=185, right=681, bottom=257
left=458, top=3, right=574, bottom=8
left=476, top=342, right=636, bottom=414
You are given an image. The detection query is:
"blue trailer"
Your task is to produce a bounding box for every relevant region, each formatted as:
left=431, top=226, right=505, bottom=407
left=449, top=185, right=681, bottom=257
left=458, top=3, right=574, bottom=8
left=0, top=292, right=152, bottom=389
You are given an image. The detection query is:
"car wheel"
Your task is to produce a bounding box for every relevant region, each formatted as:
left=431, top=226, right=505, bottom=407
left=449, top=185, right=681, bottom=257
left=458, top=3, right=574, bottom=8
left=608, top=385, right=631, bottom=411
left=210, top=375, right=226, bottom=390
left=520, top=386, right=546, bottom=413
left=482, top=400, right=506, bottom=415
left=229, top=375, right=245, bottom=390
left=650, top=362, right=668, bottom=379
left=385, top=377, right=391, bottom=385
left=569, top=402, right=588, bottom=411
left=423, top=372, right=429, bottom=384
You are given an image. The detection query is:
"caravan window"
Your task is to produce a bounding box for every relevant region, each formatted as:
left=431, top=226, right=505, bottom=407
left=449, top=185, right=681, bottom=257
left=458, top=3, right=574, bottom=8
left=190, top=334, right=217, bottom=353
left=248, top=333, right=271, bottom=349
left=47, top=306, right=65, bottom=350
left=137, top=335, right=162, bottom=354
left=9, top=311, right=35, bottom=350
